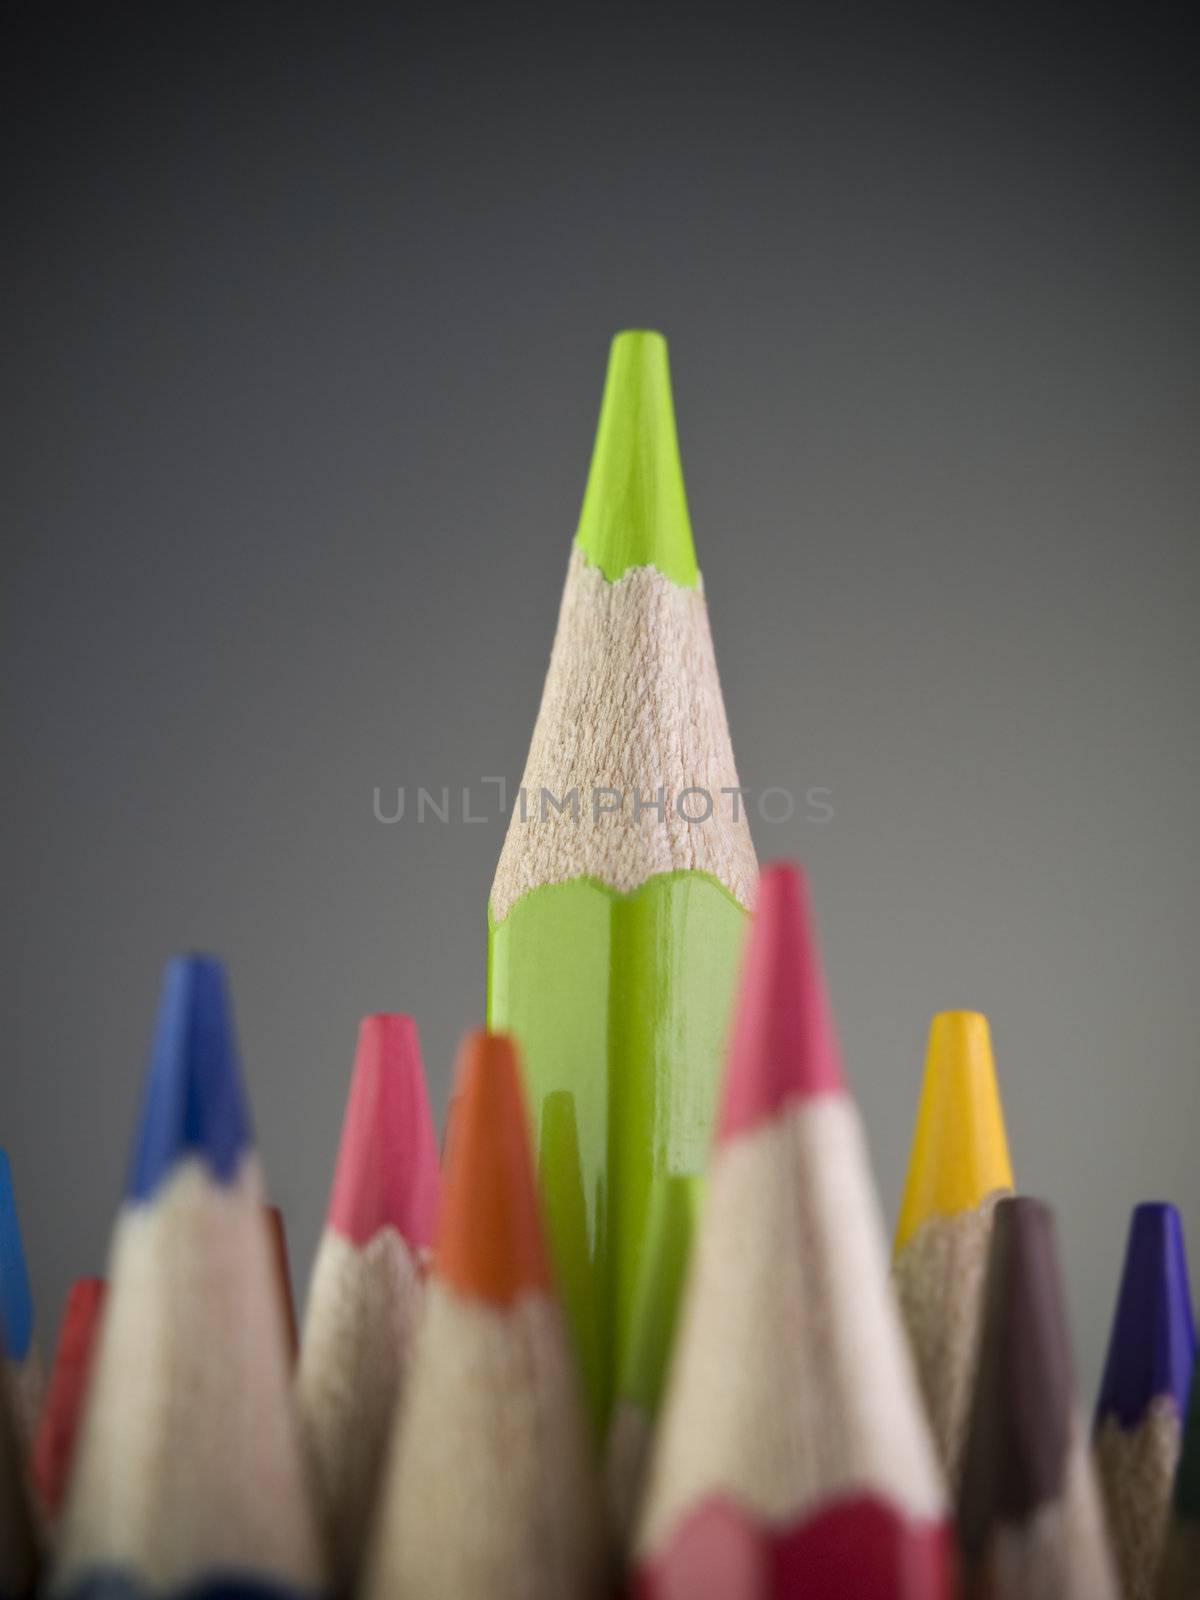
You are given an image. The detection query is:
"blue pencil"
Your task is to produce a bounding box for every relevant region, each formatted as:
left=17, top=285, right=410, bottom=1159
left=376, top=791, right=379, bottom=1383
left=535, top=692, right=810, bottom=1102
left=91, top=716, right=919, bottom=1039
left=53, top=955, right=327, bottom=1600
left=0, top=1149, right=41, bottom=1441
left=1093, top=1202, right=1196, bottom=1600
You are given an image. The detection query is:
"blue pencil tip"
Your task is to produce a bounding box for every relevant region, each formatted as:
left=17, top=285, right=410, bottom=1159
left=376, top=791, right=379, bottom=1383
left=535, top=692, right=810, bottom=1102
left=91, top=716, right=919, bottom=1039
left=126, top=955, right=254, bottom=1204
left=0, top=1149, right=34, bottom=1360
left=1096, top=1201, right=1196, bottom=1429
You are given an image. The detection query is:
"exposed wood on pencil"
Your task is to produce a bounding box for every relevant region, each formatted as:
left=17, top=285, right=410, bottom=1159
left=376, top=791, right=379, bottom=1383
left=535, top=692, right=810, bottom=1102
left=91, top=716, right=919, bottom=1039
left=297, top=1013, right=440, bottom=1591
left=53, top=955, right=326, bottom=1599
left=364, top=1030, right=604, bottom=1600
left=893, top=1010, right=1014, bottom=1488
left=957, top=1196, right=1117, bottom=1600
left=1093, top=1203, right=1195, bottom=1600
left=634, top=862, right=953, bottom=1597
left=31, top=1278, right=105, bottom=1523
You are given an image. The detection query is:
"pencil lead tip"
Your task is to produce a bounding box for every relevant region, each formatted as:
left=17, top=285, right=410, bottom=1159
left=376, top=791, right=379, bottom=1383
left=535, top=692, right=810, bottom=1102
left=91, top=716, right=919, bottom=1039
left=437, top=1030, right=553, bottom=1305
left=1096, top=1202, right=1195, bottom=1428
left=326, top=1014, right=441, bottom=1250
left=894, top=1010, right=1014, bottom=1251
left=574, top=330, right=699, bottom=586
left=719, top=861, right=845, bottom=1142
left=0, top=1149, right=33, bottom=1361
left=126, top=954, right=254, bottom=1203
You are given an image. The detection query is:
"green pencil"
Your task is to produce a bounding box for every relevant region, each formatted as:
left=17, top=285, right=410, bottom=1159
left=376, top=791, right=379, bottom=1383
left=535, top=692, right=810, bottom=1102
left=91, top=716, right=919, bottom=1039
left=486, top=330, right=757, bottom=1454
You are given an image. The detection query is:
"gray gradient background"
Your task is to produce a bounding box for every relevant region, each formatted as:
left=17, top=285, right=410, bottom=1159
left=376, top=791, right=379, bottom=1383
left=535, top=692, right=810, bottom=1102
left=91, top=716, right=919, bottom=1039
left=3, top=6, right=1198, bottom=1404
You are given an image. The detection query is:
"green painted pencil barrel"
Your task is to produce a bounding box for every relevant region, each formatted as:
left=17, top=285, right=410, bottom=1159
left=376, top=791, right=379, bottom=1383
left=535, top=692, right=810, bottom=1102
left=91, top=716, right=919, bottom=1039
left=488, top=874, right=746, bottom=1429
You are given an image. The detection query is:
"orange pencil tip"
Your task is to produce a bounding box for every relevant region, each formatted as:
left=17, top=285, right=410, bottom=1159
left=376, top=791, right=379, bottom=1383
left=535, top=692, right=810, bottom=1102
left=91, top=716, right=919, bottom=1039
left=436, top=1030, right=553, bottom=1306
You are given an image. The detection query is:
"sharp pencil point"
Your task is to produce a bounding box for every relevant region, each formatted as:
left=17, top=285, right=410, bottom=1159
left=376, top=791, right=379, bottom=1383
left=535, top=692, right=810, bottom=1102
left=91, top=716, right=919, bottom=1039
left=894, top=1011, right=1014, bottom=1252
left=1096, top=1202, right=1195, bottom=1429
left=436, top=1031, right=553, bottom=1305
left=575, top=330, right=698, bottom=585
left=325, top=1014, right=440, bottom=1251
left=126, top=955, right=253, bottom=1202
left=719, top=861, right=845, bottom=1142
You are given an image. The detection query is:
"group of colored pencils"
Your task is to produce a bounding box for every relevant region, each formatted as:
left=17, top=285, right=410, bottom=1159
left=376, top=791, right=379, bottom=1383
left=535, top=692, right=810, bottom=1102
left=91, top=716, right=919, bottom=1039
left=2, top=332, right=1197, bottom=1600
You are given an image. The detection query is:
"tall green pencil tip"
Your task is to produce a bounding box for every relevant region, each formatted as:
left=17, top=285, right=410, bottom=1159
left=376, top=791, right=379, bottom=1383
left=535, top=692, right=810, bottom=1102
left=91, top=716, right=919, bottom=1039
left=574, top=331, right=699, bottom=587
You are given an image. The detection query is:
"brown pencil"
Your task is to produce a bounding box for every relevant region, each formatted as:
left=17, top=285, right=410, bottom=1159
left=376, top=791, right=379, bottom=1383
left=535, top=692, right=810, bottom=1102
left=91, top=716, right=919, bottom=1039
left=957, top=1196, right=1117, bottom=1600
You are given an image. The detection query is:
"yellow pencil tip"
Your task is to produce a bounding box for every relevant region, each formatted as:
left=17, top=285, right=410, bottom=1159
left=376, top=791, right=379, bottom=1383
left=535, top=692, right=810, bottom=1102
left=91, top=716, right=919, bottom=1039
left=894, top=1011, right=1014, bottom=1252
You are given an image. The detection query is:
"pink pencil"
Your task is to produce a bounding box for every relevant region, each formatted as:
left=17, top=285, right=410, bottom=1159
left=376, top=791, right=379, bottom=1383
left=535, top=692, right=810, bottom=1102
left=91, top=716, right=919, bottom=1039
left=634, top=863, right=954, bottom=1598
left=296, top=1014, right=440, bottom=1589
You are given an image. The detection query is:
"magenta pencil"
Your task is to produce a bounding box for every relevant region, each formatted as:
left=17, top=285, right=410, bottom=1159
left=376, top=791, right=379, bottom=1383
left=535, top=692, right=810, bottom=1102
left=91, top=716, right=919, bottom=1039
left=634, top=863, right=953, bottom=1598
left=297, top=1014, right=440, bottom=1589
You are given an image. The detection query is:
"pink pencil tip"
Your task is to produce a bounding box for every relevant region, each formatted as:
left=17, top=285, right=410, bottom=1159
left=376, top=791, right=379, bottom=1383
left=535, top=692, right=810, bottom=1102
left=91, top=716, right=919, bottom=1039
left=326, top=1014, right=441, bottom=1250
left=718, top=861, right=846, bottom=1142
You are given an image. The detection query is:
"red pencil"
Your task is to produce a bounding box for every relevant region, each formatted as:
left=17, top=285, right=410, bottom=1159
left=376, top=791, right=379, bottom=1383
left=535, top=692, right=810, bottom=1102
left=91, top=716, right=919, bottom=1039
left=31, top=1278, right=105, bottom=1522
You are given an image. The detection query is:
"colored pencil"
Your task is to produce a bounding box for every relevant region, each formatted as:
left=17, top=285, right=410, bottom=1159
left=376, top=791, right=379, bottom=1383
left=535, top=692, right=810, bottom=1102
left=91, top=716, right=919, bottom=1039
left=31, top=1278, right=105, bottom=1522
left=1157, top=1348, right=1200, bottom=1600
left=893, top=1010, right=1014, bottom=1486
left=634, top=862, right=954, bottom=1598
left=1093, top=1203, right=1196, bottom=1600
left=53, top=954, right=326, bottom=1599
left=364, top=1030, right=604, bottom=1600
left=265, top=1206, right=299, bottom=1363
left=957, top=1195, right=1117, bottom=1600
left=297, top=1013, right=440, bottom=1591
left=487, top=329, right=758, bottom=1431
left=0, top=1150, right=41, bottom=1441
left=1, top=1366, right=38, bottom=1600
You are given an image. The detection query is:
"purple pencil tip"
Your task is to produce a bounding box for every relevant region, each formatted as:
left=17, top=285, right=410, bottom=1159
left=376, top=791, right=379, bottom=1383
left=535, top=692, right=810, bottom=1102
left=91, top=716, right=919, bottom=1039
left=1096, top=1202, right=1196, bottom=1430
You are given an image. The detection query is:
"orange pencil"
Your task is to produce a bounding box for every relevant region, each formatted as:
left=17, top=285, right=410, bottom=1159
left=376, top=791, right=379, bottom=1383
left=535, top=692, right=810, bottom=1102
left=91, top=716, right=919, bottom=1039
left=365, top=1031, right=604, bottom=1600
